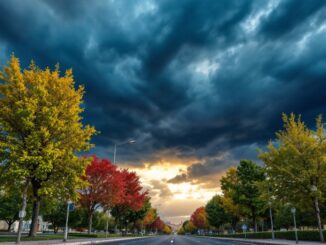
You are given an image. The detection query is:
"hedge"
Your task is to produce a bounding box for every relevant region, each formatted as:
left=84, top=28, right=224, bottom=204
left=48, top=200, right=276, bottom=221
left=212, top=230, right=326, bottom=241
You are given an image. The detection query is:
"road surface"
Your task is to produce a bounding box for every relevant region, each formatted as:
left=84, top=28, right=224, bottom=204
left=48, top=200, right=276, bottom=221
left=101, top=235, right=254, bottom=245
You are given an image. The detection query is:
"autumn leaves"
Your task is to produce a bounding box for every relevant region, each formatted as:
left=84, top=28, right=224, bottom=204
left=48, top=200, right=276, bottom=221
left=0, top=55, right=171, bottom=239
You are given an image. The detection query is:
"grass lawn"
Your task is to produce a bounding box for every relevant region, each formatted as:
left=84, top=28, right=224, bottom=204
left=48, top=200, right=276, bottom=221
left=0, top=233, right=140, bottom=243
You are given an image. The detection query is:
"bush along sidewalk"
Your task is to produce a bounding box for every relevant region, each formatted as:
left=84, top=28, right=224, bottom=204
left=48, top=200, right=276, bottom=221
left=209, top=230, right=326, bottom=242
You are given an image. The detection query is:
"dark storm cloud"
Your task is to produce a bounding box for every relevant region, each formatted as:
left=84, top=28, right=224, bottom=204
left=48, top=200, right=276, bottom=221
left=149, top=180, right=173, bottom=199
left=168, top=144, right=259, bottom=185
left=1, top=0, right=326, bottom=175
left=259, top=0, right=326, bottom=38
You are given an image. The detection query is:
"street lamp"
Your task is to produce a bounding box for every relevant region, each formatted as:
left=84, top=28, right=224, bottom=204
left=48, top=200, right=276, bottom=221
left=268, top=200, right=275, bottom=240
left=112, top=139, right=135, bottom=236
left=64, top=200, right=73, bottom=242
left=265, top=173, right=275, bottom=240
left=113, top=139, right=136, bottom=164
left=291, top=207, right=299, bottom=244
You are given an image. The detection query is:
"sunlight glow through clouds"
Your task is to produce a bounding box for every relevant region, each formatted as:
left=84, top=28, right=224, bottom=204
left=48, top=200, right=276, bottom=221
left=168, top=182, right=216, bottom=201
left=129, top=161, right=219, bottom=223
left=143, top=163, right=186, bottom=180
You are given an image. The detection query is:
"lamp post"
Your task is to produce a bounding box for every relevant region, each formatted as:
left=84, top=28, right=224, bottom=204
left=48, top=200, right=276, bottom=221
left=265, top=173, right=275, bottom=240
left=291, top=207, right=298, bottom=244
left=113, top=139, right=136, bottom=164
left=268, top=200, right=275, bottom=240
left=64, top=200, right=73, bottom=242
left=112, top=139, right=135, bottom=234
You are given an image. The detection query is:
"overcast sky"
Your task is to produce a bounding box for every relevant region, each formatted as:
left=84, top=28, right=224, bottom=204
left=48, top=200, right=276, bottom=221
left=1, top=0, right=326, bottom=224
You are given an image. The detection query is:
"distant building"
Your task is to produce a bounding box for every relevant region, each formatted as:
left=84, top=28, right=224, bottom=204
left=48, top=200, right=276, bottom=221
left=0, top=217, right=50, bottom=233
left=0, top=221, right=9, bottom=231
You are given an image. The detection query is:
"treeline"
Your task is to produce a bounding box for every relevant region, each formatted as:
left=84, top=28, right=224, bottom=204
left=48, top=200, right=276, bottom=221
left=0, top=155, right=172, bottom=235
left=179, top=114, right=326, bottom=242
left=0, top=56, right=171, bottom=240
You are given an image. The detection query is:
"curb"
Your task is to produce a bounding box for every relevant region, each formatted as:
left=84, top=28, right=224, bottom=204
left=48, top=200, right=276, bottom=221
left=214, top=238, right=282, bottom=245
left=62, top=236, right=152, bottom=245
left=195, top=236, right=282, bottom=245
left=204, top=236, right=317, bottom=245
left=0, top=236, right=153, bottom=245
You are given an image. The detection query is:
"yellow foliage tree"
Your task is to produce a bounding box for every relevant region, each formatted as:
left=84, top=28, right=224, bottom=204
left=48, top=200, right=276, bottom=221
left=142, top=208, right=157, bottom=230
left=260, top=113, right=326, bottom=242
left=220, top=168, right=242, bottom=221
left=163, top=224, right=172, bottom=234
left=183, top=220, right=196, bottom=234
left=0, top=55, right=96, bottom=239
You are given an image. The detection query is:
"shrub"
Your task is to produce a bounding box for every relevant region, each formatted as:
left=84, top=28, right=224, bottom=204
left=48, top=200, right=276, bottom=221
left=213, top=230, right=326, bottom=241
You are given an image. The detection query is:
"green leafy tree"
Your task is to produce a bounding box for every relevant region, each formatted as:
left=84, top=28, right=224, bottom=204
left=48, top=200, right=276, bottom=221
left=41, top=199, right=67, bottom=233
left=42, top=199, right=90, bottom=232
left=205, top=195, right=229, bottom=230
left=182, top=220, right=196, bottom=234
left=0, top=191, right=21, bottom=231
left=232, top=160, right=265, bottom=232
left=260, top=114, right=326, bottom=242
left=220, top=167, right=241, bottom=230
left=0, top=55, right=96, bottom=238
left=92, top=211, right=108, bottom=231
left=125, top=197, right=151, bottom=231
left=93, top=213, right=116, bottom=232
left=68, top=207, right=88, bottom=230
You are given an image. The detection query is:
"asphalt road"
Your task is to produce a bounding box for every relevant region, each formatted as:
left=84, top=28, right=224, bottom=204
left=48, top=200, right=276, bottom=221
left=101, top=235, right=255, bottom=245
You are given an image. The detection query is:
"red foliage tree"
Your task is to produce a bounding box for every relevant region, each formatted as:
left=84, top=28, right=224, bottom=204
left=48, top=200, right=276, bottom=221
left=119, top=169, right=147, bottom=210
left=111, top=169, right=148, bottom=228
left=191, top=207, right=209, bottom=229
left=79, top=156, right=124, bottom=234
left=150, top=216, right=165, bottom=232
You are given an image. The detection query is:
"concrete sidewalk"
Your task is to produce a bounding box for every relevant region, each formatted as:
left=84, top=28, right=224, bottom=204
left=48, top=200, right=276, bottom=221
left=209, top=236, right=324, bottom=245
left=0, top=236, right=152, bottom=245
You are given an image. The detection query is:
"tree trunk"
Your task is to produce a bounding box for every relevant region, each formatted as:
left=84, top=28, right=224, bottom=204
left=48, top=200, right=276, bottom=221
left=88, top=212, right=93, bottom=234
left=231, top=218, right=238, bottom=233
left=28, top=198, right=41, bottom=237
left=7, top=222, right=12, bottom=232
left=252, top=208, right=257, bottom=232
left=314, top=197, right=324, bottom=242
left=29, top=178, right=42, bottom=237
left=16, top=182, right=29, bottom=244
